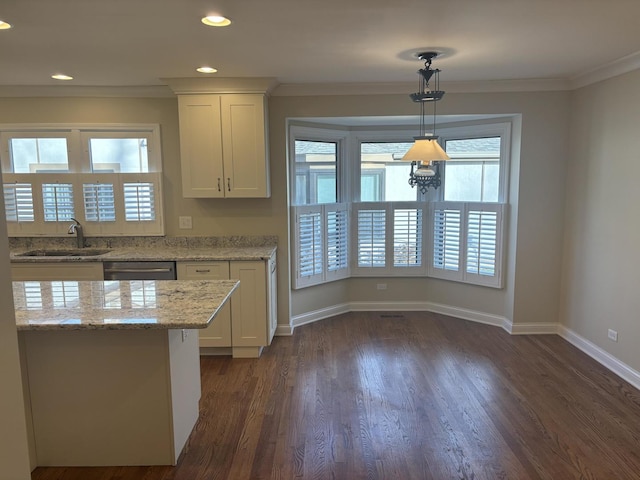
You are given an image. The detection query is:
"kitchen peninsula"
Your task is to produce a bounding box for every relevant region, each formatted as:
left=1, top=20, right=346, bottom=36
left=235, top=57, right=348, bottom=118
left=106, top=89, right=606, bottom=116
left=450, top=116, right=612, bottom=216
left=10, top=235, right=279, bottom=358
left=15, top=279, right=239, bottom=468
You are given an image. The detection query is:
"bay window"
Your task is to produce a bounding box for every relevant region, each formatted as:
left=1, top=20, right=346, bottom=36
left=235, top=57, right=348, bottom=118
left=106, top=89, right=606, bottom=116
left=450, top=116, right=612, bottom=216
left=290, top=121, right=510, bottom=289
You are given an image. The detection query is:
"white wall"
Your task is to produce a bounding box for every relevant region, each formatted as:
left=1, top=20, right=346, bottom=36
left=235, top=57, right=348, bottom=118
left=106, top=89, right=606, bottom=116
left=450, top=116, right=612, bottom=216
left=0, top=167, right=32, bottom=478
left=561, top=69, right=640, bottom=373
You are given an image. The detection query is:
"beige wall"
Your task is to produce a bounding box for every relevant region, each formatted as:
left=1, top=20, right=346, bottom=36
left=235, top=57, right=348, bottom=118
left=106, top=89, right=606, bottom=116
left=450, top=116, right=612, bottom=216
left=0, top=89, right=570, bottom=334
left=271, top=91, right=570, bottom=327
left=561, top=70, right=640, bottom=372
left=0, top=96, right=290, bottom=326
left=0, top=167, right=32, bottom=478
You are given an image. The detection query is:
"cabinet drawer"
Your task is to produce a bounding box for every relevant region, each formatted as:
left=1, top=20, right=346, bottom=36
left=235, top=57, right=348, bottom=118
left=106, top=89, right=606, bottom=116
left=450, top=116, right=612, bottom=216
left=176, top=262, right=229, bottom=280
left=11, top=263, right=104, bottom=281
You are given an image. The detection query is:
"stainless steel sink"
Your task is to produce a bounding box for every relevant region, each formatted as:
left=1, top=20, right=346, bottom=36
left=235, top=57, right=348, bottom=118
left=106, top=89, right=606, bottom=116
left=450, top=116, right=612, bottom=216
left=17, top=249, right=111, bottom=257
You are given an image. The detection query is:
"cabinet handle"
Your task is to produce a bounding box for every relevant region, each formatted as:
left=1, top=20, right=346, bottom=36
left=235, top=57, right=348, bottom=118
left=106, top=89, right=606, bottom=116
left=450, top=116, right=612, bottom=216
left=227, top=178, right=231, bottom=192
left=217, top=178, right=221, bottom=192
left=195, top=269, right=211, bottom=273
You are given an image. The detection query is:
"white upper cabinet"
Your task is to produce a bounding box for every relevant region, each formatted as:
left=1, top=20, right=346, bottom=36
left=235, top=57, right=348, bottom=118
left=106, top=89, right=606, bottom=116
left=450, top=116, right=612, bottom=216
left=165, top=77, right=275, bottom=199
left=177, top=93, right=270, bottom=199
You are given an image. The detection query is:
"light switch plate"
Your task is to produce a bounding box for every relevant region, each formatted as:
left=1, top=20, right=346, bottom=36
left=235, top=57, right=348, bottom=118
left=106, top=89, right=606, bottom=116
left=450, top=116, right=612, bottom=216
left=178, top=216, right=193, bottom=229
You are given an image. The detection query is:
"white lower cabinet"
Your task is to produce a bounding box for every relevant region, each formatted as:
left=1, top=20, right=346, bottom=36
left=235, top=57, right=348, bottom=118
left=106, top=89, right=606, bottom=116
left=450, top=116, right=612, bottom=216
left=176, top=254, right=276, bottom=358
left=176, top=262, right=232, bottom=348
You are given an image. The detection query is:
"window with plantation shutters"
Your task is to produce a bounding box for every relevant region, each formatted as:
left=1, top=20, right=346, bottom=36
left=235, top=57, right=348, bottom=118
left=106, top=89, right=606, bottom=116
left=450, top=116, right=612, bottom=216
left=351, top=202, right=427, bottom=276
left=292, top=203, right=349, bottom=288
left=1, top=124, right=164, bottom=236
left=429, top=202, right=505, bottom=287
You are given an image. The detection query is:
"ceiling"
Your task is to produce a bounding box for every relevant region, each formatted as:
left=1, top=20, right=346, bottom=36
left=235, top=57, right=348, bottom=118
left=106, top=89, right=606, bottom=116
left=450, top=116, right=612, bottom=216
left=1, top=0, right=640, bottom=92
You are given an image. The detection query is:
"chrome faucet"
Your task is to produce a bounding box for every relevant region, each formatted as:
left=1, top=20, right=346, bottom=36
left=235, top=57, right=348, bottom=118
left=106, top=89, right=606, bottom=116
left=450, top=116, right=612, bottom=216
left=68, top=218, right=86, bottom=248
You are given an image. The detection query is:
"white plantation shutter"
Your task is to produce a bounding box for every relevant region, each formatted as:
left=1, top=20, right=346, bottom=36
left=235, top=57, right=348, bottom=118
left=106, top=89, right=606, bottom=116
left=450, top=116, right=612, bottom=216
left=352, top=202, right=427, bottom=275
left=83, top=183, right=116, bottom=222
left=356, top=207, right=386, bottom=268
left=298, top=210, right=323, bottom=277
left=124, top=182, right=155, bottom=221
left=326, top=204, right=349, bottom=280
left=293, top=205, right=324, bottom=288
left=431, top=203, right=463, bottom=281
left=4, top=183, right=34, bottom=222
left=465, top=204, right=504, bottom=287
left=42, top=183, right=75, bottom=222
left=429, top=202, right=504, bottom=287
left=393, top=207, right=423, bottom=268
left=292, top=203, right=350, bottom=288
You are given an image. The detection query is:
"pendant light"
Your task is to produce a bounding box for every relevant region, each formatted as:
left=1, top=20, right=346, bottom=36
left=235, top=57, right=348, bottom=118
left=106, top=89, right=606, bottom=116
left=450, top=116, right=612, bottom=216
left=402, top=51, right=449, bottom=193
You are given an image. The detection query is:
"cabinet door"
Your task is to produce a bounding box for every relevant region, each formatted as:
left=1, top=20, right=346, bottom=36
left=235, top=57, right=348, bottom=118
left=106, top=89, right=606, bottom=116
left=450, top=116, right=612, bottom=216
left=220, top=95, right=270, bottom=198
left=178, top=95, right=225, bottom=198
left=229, top=261, right=267, bottom=347
left=176, top=262, right=231, bottom=347
left=11, top=263, right=104, bottom=281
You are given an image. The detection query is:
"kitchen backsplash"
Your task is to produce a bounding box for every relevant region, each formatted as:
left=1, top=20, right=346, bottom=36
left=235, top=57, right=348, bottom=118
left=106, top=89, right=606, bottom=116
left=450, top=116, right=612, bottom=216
left=9, top=235, right=278, bottom=250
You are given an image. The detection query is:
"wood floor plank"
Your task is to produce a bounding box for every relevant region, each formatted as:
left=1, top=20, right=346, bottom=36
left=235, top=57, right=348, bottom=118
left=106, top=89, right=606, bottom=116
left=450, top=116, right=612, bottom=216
left=30, top=311, right=640, bottom=480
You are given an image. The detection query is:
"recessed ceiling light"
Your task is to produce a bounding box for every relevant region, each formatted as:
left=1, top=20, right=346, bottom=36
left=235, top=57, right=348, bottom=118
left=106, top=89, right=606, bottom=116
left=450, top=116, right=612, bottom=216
left=52, top=74, right=73, bottom=81
left=201, top=15, right=231, bottom=27
left=196, top=66, right=218, bottom=74
left=0, top=20, right=12, bottom=30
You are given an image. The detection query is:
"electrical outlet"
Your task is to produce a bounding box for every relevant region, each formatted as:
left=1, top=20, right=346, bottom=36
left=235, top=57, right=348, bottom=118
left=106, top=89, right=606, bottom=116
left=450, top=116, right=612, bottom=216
left=607, top=329, right=618, bottom=342
left=178, top=216, right=193, bottom=229
left=377, top=283, right=387, bottom=290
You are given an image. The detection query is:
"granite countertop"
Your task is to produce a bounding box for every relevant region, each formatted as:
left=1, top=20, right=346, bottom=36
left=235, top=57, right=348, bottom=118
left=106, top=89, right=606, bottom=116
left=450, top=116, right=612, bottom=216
left=9, top=245, right=277, bottom=263
left=13, top=279, right=239, bottom=331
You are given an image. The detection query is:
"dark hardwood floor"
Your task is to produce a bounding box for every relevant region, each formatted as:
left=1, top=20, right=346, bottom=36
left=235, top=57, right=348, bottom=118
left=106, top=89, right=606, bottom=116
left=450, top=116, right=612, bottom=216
left=31, top=312, right=640, bottom=479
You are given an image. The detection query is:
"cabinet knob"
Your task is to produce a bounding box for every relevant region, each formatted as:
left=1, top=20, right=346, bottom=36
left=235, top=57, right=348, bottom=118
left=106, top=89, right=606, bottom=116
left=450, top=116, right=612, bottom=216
left=195, top=269, right=211, bottom=273
left=227, top=178, right=231, bottom=192
left=217, top=178, right=221, bottom=192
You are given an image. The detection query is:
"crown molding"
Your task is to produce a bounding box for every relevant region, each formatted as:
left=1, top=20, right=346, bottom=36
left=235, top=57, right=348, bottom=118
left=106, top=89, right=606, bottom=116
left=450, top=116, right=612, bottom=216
left=0, top=85, right=174, bottom=98
left=571, top=50, right=640, bottom=89
left=272, top=78, right=571, bottom=97
left=161, top=77, right=278, bottom=95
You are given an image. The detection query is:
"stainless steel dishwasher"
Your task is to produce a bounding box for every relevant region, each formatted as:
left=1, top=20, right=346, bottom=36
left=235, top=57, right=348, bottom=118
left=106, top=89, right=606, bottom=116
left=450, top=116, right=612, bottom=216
left=103, top=261, right=177, bottom=280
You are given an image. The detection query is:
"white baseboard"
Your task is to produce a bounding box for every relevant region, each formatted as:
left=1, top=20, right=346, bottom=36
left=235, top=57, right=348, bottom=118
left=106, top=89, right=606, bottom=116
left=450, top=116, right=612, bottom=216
left=292, top=301, right=508, bottom=329
left=507, top=322, right=559, bottom=335
left=558, top=325, right=640, bottom=391
left=291, top=303, right=351, bottom=328
left=274, top=324, right=294, bottom=336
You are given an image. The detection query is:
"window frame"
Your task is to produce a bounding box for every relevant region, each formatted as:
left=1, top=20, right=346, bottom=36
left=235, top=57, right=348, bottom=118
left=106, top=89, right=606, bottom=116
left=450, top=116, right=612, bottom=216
left=288, top=125, right=349, bottom=206
left=438, top=122, right=511, bottom=203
